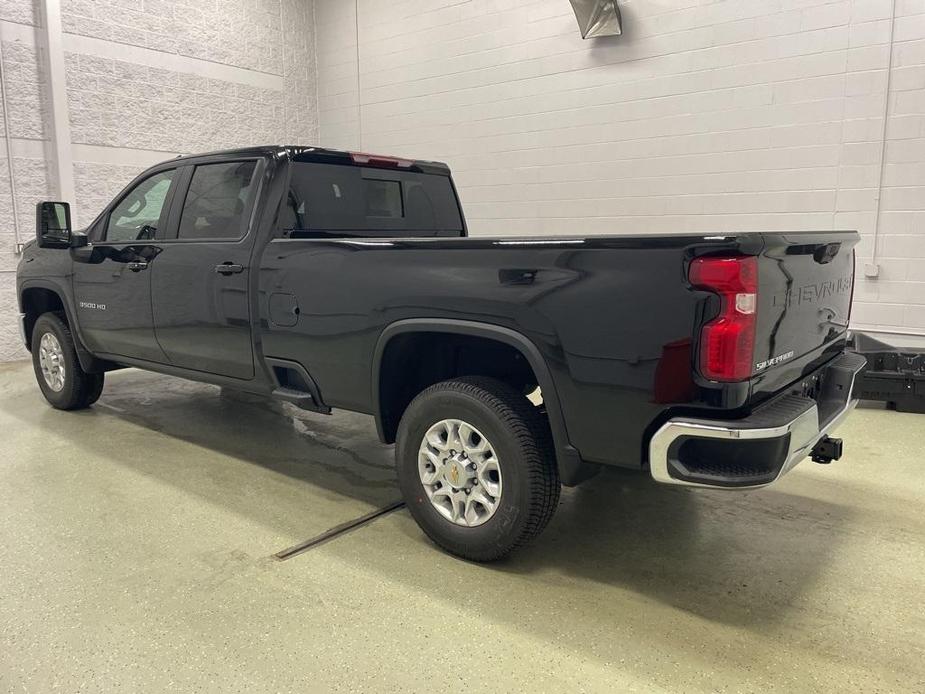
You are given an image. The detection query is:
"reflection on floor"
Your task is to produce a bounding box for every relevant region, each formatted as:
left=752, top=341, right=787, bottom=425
left=0, top=362, right=922, bottom=692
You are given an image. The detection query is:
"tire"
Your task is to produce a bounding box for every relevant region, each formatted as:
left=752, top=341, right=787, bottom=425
left=31, top=312, right=105, bottom=410
left=396, top=376, right=561, bottom=561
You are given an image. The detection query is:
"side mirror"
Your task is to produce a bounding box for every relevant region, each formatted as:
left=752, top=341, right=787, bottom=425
left=70, top=232, right=89, bottom=248
left=36, top=201, right=72, bottom=249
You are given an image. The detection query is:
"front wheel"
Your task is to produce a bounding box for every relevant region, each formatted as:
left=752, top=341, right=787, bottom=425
left=395, top=376, right=561, bottom=561
left=31, top=312, right=105, bottom=410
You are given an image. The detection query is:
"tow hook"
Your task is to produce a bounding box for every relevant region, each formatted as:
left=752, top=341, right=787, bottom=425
left=811, top=436, right=843, bottom=464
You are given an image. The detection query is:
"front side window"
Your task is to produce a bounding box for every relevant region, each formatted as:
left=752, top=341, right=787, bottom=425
left=177, top=161, right=258, bottom=240
left=106, top=170, right=175, bottom=242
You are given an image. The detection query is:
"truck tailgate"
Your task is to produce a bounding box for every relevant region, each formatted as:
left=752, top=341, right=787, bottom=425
left=753, top=231, right=858, bottom=386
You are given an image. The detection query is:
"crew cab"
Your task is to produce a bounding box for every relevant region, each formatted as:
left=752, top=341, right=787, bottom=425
left=17, top=145, right=866, bottom=561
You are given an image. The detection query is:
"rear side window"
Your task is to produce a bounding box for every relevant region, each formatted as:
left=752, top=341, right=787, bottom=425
left=281, top=162, right=463, bottom=238
left=178, top=161, right=258, bottom=240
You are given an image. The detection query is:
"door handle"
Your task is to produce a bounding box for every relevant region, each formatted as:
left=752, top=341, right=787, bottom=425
left=127, top=261, right=148, bottom=272
left=214, top=263, right=244, bottom=275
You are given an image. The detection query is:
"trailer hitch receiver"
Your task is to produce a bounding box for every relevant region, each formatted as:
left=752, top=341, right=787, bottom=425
left=811, top=436, right=843, bottom=464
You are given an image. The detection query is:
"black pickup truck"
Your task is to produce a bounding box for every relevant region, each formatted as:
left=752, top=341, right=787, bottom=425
left=17, top=145, right=866, bottom=560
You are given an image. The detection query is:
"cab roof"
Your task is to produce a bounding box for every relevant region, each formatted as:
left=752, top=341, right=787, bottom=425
left=171, top=145, right=451, bottom=175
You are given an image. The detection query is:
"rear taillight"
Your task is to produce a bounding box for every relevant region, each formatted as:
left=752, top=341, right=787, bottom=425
left=689, top=255, right=758, bottom=382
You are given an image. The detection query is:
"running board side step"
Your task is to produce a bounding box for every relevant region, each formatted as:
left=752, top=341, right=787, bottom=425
left=266, top=358, right=331, bottom=414
left=271, top=386, right=331, bottom=414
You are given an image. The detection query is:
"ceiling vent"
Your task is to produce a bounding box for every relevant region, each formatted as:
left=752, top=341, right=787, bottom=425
left=569, top=0, right=623, bottom=39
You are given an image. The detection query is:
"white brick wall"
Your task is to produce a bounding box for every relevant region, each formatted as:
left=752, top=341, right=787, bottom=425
left=0, top=0, right=319, bottom=361
left=62, top=0, right=286, bottom=74
left=62, top=0, right=320, bottom=229
left=64, top=52, right=287, bottom=197
left=0, top=36, right=53, bottom=271
left=317, top=0, right=925, bottom=335
left=0, top=0, right=37, bottom=27
left=1, top=6, right=54, bottom=362
left=3, top=0, right=922, bottom=363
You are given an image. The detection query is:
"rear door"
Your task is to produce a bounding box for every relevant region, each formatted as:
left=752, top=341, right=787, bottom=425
left=150, top=158, right=263, bottom=380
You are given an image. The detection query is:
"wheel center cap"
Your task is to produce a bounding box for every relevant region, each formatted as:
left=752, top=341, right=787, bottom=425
left=445, top=457, right=472, bottom=489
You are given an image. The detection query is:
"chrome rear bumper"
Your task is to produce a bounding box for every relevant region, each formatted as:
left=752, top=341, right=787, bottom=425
left=649, top=352, right=866, bottom=489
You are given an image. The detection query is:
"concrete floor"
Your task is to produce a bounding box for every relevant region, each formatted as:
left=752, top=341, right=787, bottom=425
left=0, top=361, right=923, bottom=693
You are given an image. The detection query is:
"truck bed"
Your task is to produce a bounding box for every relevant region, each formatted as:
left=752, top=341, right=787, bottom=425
left=257, top=229, right=858, bottom=469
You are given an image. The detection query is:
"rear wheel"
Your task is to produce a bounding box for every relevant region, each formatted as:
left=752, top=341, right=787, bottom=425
left=31, top=312, right=105, bottom=410
left=396, top=376, right=560, bottom=561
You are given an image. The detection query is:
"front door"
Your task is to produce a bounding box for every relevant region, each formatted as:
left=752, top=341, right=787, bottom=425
left=73, top=168, right=178, bottom=362
left=151, top=159, right=261, bottom=380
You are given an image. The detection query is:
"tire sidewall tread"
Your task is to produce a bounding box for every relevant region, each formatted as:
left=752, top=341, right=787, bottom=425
left=396, top=376, right=560, bottom=562
left=31, top=312, right=104, bottom=410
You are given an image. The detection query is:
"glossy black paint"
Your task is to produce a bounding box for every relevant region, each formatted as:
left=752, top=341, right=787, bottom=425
left=17, top=145, right=859, bottom=479
left=72, top=242, right=167, bottom=362
left=257, top=229, right=856, bottom=468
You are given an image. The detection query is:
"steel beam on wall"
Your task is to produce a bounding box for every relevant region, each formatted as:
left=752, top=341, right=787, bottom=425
left=38, top=0, right=74, bottom=208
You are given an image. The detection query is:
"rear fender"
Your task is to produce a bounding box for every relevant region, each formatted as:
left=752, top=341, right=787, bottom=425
left=372, top=318, right=597, bottom=486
